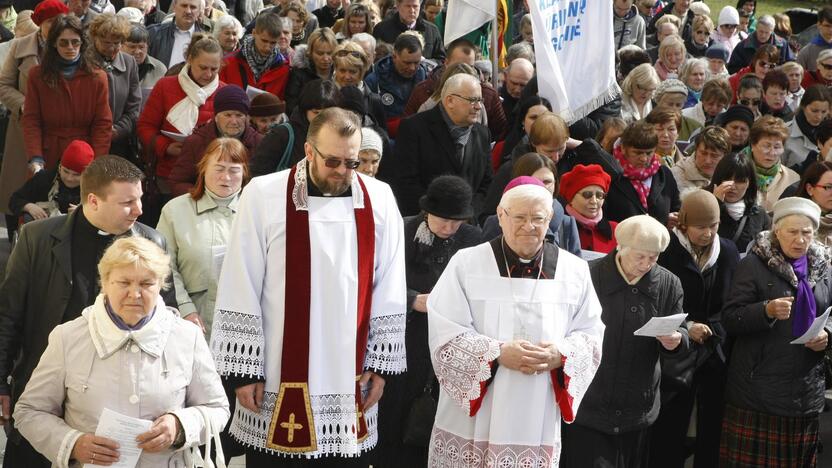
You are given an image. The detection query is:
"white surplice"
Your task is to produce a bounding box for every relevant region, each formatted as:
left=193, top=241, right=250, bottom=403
left=210, top=161, right=407, bottom=458
left=427, top=242, right=605, bottom=467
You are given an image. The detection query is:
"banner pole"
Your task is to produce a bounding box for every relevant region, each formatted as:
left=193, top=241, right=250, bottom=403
left=491, top=13, right=499, bottom=88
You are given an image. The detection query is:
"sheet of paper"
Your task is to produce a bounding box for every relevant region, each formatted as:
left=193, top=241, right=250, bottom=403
left=88, top=408, right=152, bottom=468
left=633, top=313, right=688, bottom=337
left=246, top=85, right=267, bottom=100
left=790, top=307, right=831, bottom=345
left=161, top=130, right=187, bottom=142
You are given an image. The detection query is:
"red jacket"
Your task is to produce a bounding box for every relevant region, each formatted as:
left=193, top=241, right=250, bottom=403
left=219, top=52, right=290, bottom=99
left=576, top=219, right=618, bottom=254
left=137, top=75, right=223, bottom=178
left=728, top=66, right=753, bottom=104
left=802, top=70, right=832, bottom=89
left=22, top=66, right=112, bottom=169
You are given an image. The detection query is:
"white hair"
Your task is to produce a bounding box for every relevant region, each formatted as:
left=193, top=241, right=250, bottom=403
left=758, top=15, right=775, bottom=28
left=213, top=14, right=244, bottom=39
left=351, top=32, right=376, bottom=50
left=440, top=73, right=480, bottom=100
left=498, top=185, right=554, bottom=215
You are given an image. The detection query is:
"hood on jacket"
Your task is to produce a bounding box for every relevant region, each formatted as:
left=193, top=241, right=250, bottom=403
left=615, top=4, right=639, bottom=22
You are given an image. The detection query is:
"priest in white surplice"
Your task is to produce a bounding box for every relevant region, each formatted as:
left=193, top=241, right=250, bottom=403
left=210, top=108, right=407, bottom=466
left=427, top=176, right=606, bottom=467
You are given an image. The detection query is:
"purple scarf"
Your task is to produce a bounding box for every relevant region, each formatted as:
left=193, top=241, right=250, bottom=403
left=788, top=255, right=816, bottom=337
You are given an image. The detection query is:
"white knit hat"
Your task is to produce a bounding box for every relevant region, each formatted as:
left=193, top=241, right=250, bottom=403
left=772, top=197, right=821, bottom=230
left=117, top=7, right=144, bottom=24
left=718, top=6, right=740, bottom=26
left=615, top=215, right=671, bottom=253
left=359, top=127, right=383, bottom=155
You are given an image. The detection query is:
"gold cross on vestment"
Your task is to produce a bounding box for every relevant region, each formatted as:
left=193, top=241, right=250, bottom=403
left=355, top=404, right=363, bottom=420
left=280, top=413, right=303, bottom=442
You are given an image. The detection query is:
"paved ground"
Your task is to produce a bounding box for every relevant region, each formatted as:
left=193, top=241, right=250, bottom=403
left=0, top=218, right=830, bottom=467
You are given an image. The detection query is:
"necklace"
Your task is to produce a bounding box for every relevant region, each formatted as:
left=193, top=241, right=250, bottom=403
left=501, top=239, right=544, bottom=342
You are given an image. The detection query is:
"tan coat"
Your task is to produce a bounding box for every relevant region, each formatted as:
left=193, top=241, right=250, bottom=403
left=757, top=164, right=800, bottom=213
left=0, top=31, right=40, bottom=216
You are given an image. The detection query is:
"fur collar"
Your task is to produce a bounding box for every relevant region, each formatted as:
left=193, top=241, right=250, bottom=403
left=750, top=231, right=830, bottom=287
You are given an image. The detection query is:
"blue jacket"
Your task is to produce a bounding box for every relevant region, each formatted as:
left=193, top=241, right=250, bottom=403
left=363, top=55, right=428, bottom=120
left=480, top=199, right=583, bottom=258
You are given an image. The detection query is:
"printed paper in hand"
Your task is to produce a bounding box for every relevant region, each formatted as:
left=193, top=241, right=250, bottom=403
left=633, top=313, right=688, bottom=337
left=246, top=86, right=267, bottom=101
left=790, top=307, right=831, bottom=345
left=161, top=130, right=188, bottom=142
left=88, top=408, right=152, bottom=468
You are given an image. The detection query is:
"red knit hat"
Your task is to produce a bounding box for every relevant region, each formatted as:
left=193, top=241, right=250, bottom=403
left=60, top=140, right=94, bottom=174
left=32, top=0, right=69, bottom=26
left=559, top=164, right=611, bottom=202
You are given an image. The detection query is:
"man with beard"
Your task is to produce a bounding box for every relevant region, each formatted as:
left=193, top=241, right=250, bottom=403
left=168, top=85, right=263, bottom=196
left=210, top=107, right=407, bottom=467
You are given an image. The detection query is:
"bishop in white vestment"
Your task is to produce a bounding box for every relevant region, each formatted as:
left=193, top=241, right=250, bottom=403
left=210, top=109, right=407, bottom=464
left=427, top=179, right=605, bottom=467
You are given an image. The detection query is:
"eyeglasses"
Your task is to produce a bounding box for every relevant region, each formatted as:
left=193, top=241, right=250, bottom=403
left=814, top=184, right=832, bottom=192
left=636, top=84, right=657, bottom=93
left=335, top=49, right=364, bottom=59
left=756, top=142, right=784, bottom=153
left=502, top=208, right=549, bottom=227
left=311, top=143, right=360, bottom=169
left=757, top=61, right=777, bottom=70
left=739, top=98, right=761, bottom=106
left=820, top=63, right=832, bottom=71
left=57, top=38, right=82, bottom=48
left=579, top=190, right=606, bottom=200
left=450, top=94, right=484, bottom=106
left=695, top=30, right=710, bottom=35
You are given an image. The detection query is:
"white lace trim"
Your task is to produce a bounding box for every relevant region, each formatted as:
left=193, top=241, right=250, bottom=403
left=291, top=159, right=365, bottom=211
left=210, top=309, right=265, bottom=378
left=559, top=331, right=603, bottom=422
left=434, top=333, right=501, bottom=414
left=415, top=220, right=435, bottom=246
left=364, top=313, right=407, bottom=374
left=428, top=427, right=559, bottom=468
left=230, top=391, right=378, bottom=458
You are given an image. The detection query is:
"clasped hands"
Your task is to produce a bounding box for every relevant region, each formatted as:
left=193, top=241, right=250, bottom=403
left=71, top=414, right=182, bottom=466
left=498, top=340, right=562, bottom=375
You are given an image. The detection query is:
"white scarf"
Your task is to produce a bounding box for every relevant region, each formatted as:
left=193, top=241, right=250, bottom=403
left=166, top=63, right=219, bottom=135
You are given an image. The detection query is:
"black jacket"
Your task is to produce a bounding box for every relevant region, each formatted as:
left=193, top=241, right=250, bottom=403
left=647, top=2, right=695, bottom=41
left=605, top=165, right=681, bottom=226
left=312, top=5, right=343, bottom=28
left=577, top=252, right=689, bottom=434
left=0, top=211, right=176, bottom=437
left=249, top=108, right=310, bottom=177
left=717, top=201, right=771, bottom=253
left=8, top=169, right=79, bottom=216
left=284, top=65, right=326, bottom=116
left=373, top=13, right=445, bottom=61
left=658, top=235, right=739, bottom=364
left=146, top=21, right=209, bottom=68
left=722, top=234, right=832, bottom=417
left=391, top=105, right=493, bottom=216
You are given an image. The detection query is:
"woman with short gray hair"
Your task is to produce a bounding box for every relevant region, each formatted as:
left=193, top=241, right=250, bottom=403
left=720, top=197, right=831, bottom=466
left=213, top=14, right=244, bottom=54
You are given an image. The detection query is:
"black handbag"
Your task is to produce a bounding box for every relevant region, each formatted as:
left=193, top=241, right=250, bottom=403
left=402, top=367, right=437, bottom=447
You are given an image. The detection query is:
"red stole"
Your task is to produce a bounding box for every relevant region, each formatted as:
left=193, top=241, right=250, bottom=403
left=267, top=166, right=376, bottom=453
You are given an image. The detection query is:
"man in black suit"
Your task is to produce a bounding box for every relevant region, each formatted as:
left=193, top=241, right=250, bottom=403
left=391, top=73, right=492, bottom=216
left=0, top=156, right=176, bottom=468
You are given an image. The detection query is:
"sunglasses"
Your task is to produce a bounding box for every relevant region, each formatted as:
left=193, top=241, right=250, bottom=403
left=757, top=62, right=776, bottom=70
left=739, top=98, right=761, bottom=106
left=335, top=50, right=364, bottom=59
left=820, top=63, right=832, bottom=71
left=312, top=143, right=360, bottom=169
left=580, top=190, right=606, bottom=200
left=57, top=38, right=82, bottom=48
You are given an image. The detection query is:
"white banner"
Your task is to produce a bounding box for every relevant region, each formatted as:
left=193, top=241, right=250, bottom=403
left=528, top=0, right=620, bottom=123
left=443, top=0, right=496, bottom=46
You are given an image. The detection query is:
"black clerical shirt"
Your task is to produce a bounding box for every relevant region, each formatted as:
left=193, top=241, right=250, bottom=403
left=65, top=210, right=117, bottom=321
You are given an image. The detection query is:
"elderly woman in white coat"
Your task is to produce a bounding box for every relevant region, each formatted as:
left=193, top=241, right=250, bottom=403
left=13, top=237, right=229, bottom=468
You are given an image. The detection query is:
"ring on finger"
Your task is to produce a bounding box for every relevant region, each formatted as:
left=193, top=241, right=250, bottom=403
left=91, top=452, right=96, bottom=461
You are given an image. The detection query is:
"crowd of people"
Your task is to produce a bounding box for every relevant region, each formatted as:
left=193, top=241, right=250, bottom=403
left=0, top=0, right=830, bottom=467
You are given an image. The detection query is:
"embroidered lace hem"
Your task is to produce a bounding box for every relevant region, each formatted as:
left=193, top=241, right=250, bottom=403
left=428, top=427, right=560, bottom=468
left=433, top=332, right=501, bottom=413
left=230, top=391, right=378, bottom=458
left=560, top=332, right=603, bottom=421
left=365, top=313, right=407, bottom=374
left=211, top=309, right=265, bottom=378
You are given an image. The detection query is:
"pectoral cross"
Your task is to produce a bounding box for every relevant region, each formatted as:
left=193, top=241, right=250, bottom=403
left=280, top=413, right=303, bottom=442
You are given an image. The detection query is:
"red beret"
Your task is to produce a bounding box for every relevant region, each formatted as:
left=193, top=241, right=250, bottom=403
left=60, top=140, right=94, bottom=174
left=32, top=0, right=69, bottom=26
left=559, top=164, right=611, bottom=202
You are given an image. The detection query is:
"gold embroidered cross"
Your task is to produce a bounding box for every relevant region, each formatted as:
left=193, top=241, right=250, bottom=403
left=280, top=413, right=303, bottom=442
left=355, top=404, right=363, bottom=420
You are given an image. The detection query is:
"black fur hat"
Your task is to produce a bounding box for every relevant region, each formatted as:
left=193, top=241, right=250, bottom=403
left=419, top=175, right=474, bottom=220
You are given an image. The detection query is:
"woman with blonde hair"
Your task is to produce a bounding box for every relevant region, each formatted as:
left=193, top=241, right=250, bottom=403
left=284, top=26, right=336, bottom=112
left=621, top=62, right=660, bottom=124
left=13, top=236, right=229, bottom=467
left=655, top=34, right=687, bottom=80
left=332, top=40, right=386, bottom=128
left=334, top=2, right=374, bottom=41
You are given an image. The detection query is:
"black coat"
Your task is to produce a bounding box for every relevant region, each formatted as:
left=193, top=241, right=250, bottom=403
left=391, top=106, right=493, bottom=216
left=0, top=211, right=176, bottom=439
left=722, top=236, right=832, bottom=417
left=605, top=165, right=681, bottom=226
left=8, top=169, right=79, bottom=216
left=658, top=235, right=739, bottom=362
left=373, top=14, right=445, bottom=61
left=577, top=252, right=689, bottom=434
left=249, top=108, right=310, bottom=177
left=717, top=201, right=771, bottom=253
left=284, top=65, right=326, bottom=115
left=146, top=21, right=209, bottom=68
